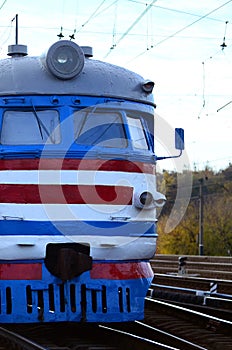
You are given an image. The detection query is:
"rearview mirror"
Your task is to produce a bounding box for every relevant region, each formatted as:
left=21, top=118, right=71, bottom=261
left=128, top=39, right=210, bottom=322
left=175, top=128, right=184, bottom=150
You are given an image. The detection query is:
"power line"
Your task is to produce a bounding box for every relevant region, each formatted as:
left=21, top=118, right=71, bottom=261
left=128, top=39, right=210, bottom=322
left=76, top=0, right=107, bottom=32
left=110, top=0, right=118, bottom=50
left=72, top=0, right=119, bottom=38
left=0, top=0, right=7, bottom=11
left=0, top=18, right=13, bottom=55
left=128, top=0, right=228, bottom=23
left=197, top=62, right=206, bottom=119
left=104, top=0, right=157, bottom=58
left=129, top=0, right=232, bottom=62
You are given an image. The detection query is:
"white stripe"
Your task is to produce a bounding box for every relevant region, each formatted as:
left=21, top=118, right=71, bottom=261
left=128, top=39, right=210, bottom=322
left=0, top=203, right=155, bottom=221
left=0, top=170, right=155, bottom=185
left=0, top=235, right=156, bottom=260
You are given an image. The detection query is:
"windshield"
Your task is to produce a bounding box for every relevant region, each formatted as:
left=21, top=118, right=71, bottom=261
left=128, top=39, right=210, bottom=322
left=0, top=106, right=150, bottom=150
left=0, top=109, right=61, bottom=145
left=74, top=110, right=127, bottom=148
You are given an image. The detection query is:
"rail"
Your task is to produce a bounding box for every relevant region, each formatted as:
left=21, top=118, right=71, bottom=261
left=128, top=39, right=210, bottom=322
left=150, top=282, right=232, bottom=300
left=151, top=254, right=232, bottom=280
left=0, top=326, right=47, bottom=350
left=146, top=298, right=232, bottom=329
left=144, top=297, right=232, bottom=349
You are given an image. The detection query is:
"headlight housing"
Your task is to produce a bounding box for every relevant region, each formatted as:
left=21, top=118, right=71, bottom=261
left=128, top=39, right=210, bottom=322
left=139, top=191, right=153, bottom=206
left=45, top=40, right=85, bottom=80
left=134, top=190, right=166, bottom=209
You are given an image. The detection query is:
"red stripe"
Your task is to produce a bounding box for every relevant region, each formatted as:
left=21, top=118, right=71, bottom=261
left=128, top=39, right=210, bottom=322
left=0, top=262, right=153, bottom=281
left=0, top=159, right=155, bottom=174
left=0, top=184, right=133, bottom=204
left=0, top=263, right=42, bottom=280
left=90, top=262, right=154, bottom=280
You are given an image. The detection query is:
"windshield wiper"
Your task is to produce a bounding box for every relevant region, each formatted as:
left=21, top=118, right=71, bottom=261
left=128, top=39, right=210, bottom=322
left=31, top=101, right=53, bottom=143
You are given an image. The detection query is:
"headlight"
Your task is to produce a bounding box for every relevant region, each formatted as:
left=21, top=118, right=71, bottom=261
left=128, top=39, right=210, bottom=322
left=134, top=190, right=166, bottom=209
left=139, top=191, right=153, bottom=206
left=45, top=40, right=84, bottom=80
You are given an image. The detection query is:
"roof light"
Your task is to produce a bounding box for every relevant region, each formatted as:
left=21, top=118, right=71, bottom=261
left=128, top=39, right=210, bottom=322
left=45, top=40, right=85, bottom=80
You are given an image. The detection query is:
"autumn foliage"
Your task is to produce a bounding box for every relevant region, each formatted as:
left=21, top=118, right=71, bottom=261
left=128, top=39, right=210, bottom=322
left=156, top=164, right=232, bottom=256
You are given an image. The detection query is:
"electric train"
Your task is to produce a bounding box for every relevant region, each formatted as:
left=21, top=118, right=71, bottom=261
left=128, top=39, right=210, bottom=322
left=0, top=39, right=183, bottom=323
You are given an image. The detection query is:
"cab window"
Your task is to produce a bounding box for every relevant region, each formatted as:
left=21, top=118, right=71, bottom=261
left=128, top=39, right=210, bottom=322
left=126, top=115, right=148, bottom=150
left=74, top=110, right=127, bottom=148
left=0, top=109, right=61, bottom=145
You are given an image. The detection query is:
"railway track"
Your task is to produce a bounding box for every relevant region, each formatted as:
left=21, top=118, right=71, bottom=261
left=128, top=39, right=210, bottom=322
left=144, top=297, right=232, bottom=349
left=0, top=326, right=47, bottom=350
left=2, top=296, right=231, bottom=350
left=0, top=255, right=231, bottom=349
left=152, top=273, right=232, bottom=294
left=1, top=322, right=177, bottom=350
left=151, top=254, right=232, bottom=280
left=151, top=254, right=232, bottom=299
left=148, top=254, right=232, bottom=348
left=151, top=285, right=232, bottom=322
left=101, top=293, right=232, bottom=349
left=0, top=324, right=120, bottom=349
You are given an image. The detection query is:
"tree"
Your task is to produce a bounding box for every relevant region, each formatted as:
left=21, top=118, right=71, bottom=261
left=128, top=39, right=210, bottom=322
left=156, top=164, right=232, bottom=256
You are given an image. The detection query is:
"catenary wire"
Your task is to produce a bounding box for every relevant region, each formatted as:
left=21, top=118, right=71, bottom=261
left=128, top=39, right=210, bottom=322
left=104, top=0, right=157, bottom=58
left=128, top=0, right=232, bottom=62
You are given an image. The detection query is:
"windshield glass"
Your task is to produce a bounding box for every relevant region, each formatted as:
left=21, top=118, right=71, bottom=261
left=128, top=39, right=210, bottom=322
left=126, top=115, right=148, bottom=150
left=74, top=110, right=127, bottom=148
left=0, top=109, right=61, bottom=145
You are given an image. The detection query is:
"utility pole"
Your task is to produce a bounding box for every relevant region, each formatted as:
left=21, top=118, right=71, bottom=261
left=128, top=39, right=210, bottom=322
left=198, top=178, right=204, bottom=255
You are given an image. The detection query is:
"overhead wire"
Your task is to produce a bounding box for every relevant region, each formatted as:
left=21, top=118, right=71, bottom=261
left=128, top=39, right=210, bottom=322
left=128, top=0, right=232, bottom=62
left=110, top=0, right=118, bottom=49
left=146, top=2, right=154, bottom=50
left=0, top=0, right=9, bottom=42
left=197, top=62, right=206, bottom=119
left=76, top=0, right=107, bottom=32
left=58, top=0, right=115, bottom=39
left=90, top=0, right=118, bottom=19
left=72, top=0, right=118, bottom=36
left=199, top=19, right=231, bottom=117
left=0, top=0, right=7, bottom=11
left=128, top=0, right=228, bottom=23
left=0, top=1, right=12, bottom=55
left=0, top=19, right=13, bottom=56
left=104, top=0, right=157, bottom=58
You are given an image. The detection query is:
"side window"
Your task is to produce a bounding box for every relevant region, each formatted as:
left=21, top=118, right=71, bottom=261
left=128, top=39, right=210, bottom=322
left=74, top=110, right=127, bottom=148
left=0, top=110, right=61, bottom=145
left=126, top=115, right=148, bottom=150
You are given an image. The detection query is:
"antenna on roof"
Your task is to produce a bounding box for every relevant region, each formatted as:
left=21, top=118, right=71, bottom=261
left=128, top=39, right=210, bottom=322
left=8, top=14, right=28, bottom=57
left=15, top=13, right=19, bottom=45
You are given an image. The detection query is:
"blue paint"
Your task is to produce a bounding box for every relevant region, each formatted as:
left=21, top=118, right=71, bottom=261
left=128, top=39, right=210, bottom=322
left=0, top=261, right=152, bottom=323
left=0, top=220, right=156, bottom=237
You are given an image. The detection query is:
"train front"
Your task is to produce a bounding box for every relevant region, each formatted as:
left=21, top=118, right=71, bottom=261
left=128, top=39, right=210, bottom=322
left=0, top=40, right=165, bottom=323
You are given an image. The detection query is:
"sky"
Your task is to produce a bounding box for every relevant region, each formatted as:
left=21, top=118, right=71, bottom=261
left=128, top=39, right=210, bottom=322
left=0, top=0, right=231, bottom=172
